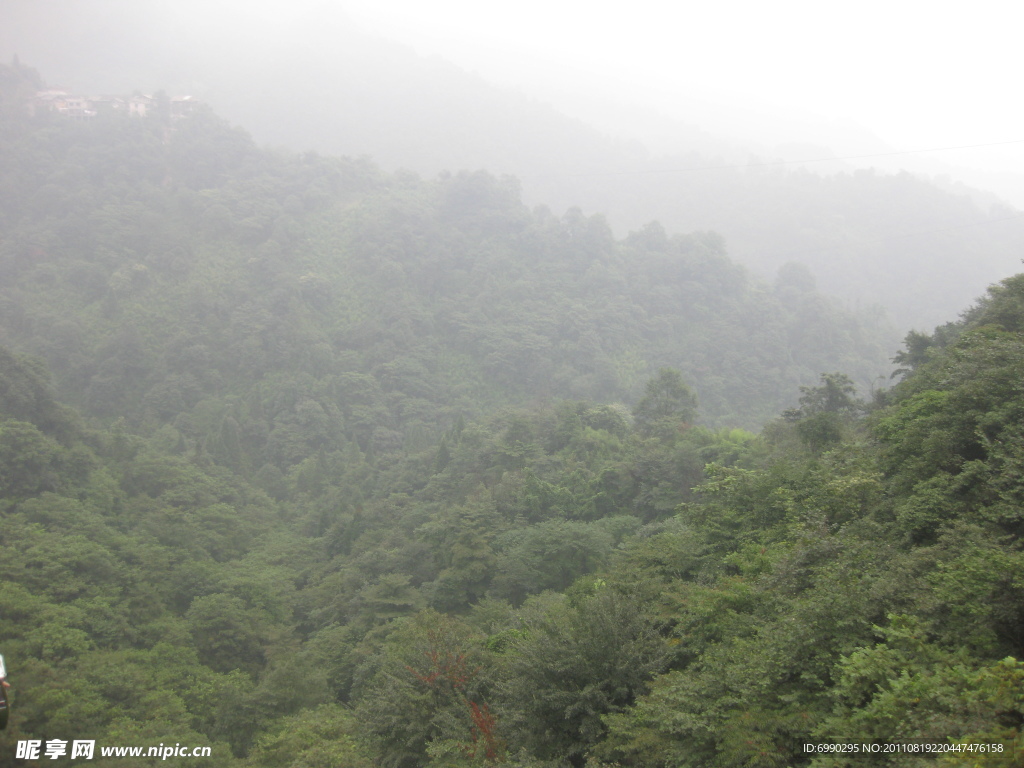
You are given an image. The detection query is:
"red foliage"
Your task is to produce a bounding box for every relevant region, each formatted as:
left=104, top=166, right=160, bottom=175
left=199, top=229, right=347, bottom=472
left=405, top=627, right=505, bottom=762
left=407, top=648, right=475, bottom=690
left=467, top=700, right=503, bottom=762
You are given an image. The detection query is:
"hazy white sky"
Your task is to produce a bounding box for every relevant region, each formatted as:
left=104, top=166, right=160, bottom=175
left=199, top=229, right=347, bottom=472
left=4, top=0, right=1023, bottom=194
left=343, top=0, right=1024, bottom=161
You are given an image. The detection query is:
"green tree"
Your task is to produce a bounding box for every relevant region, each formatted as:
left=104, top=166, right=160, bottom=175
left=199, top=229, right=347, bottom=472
left=791, top=372, right=860, bottom=417
left=186, top=594, right=267, bottom=675
left=632, top=369, right=698, bottom=439
left=245, top=704, right=374, bottom=768
left=354, top=610, right=497, bottom=768
left=815, top=615, right=1024, bottom=764
left=783, top=372, right=862, bottom=452
left=499, top=591, right=669, bottom=767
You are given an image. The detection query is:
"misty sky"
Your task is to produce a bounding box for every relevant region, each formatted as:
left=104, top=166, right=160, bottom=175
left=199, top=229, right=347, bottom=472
left=343, top=0, right=1024, bottom=177
left=4, top=0, right=1024, bottom=200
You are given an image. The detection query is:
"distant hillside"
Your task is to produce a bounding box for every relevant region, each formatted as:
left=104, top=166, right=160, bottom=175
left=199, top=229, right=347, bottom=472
left=3, top=1, right=1022, bottom=330
left=0, top=61, right=893, bottom=465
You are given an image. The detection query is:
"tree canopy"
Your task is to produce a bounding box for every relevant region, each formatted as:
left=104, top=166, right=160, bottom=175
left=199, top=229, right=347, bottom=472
left=1, top=61, right=1022, bottom=767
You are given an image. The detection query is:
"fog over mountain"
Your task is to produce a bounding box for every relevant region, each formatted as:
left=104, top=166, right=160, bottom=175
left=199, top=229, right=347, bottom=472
left=4, top=0, right=1024, bottom=329
left=8, top=6, right=1024, bottom=763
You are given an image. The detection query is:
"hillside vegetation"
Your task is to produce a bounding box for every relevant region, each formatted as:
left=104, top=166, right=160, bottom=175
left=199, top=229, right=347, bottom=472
left=6, top=4, right=1024, bottom=329
left=2, top=61, right=1023, bottom=767
left=0, top=61, right=893, bottom=448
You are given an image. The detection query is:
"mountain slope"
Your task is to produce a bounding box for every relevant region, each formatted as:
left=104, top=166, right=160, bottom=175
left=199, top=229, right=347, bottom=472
left=0, top=63, right=896, bottom=453
left=3, top=2, right=1023, bottom=329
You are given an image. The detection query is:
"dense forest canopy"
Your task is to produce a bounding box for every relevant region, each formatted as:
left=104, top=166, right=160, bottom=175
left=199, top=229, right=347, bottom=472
left=2, top=60, right=1024, bottom=767
left=0, top=61, right=895, bottom=443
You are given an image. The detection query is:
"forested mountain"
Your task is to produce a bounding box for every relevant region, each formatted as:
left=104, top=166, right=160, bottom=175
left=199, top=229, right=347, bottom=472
left=4, top=59, right=1024, bottom=767
left=565, top=161, right=1024, bottom=331
left=0, top=61, right=893, bottom=449
left=4, top=3, right=1024, bottom=329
